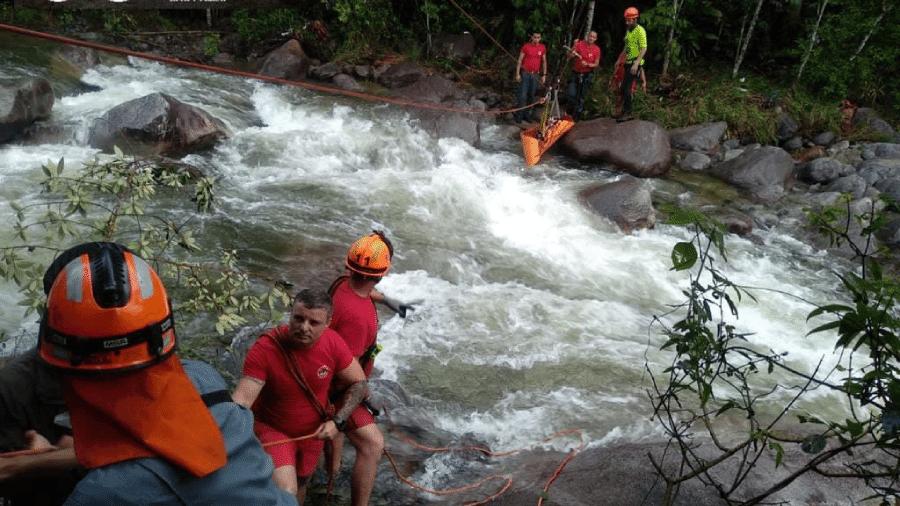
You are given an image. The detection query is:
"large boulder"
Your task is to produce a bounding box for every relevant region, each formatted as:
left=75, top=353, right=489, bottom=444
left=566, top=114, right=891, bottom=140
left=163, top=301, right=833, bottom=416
left=409, top=98, right=483, bottom=147
left=393, top=74, right=481, bottom=146
left=430, top=32, right=476, bottom=64
left=389, top=73, right=457, bottom=104
left=668, top=121, right=727, bottom=152
left=578, top=176, right=656, bottom=232
left=853, top=108, right=898, bottom=138
left=0, top=78, right=54, bottom=143
left=87, top=93, right=230, bottom=157
left=377, top=61, right=430, bottom=89
left=795, top=157, right=855, bottom=185
left=257, top=39, right=309, bottom=81
left=710, top=146, right=794, bottom=201
left=561, top=118, right=672, bottom=177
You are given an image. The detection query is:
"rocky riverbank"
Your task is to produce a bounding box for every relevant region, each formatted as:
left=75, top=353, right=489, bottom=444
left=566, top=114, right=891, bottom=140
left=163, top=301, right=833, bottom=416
left=3, top=28, right=900, bottom=506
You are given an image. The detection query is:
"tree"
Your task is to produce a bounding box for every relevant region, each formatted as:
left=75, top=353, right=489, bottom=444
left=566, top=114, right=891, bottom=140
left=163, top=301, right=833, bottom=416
left=649, top=199, right=900, bottom=505
left=732, top=0, right=766, bottom=79
left=795, top=0, right=829, bottom=81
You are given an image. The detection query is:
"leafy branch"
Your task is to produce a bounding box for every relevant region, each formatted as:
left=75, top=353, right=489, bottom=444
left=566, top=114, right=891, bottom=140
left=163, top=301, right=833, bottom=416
left=1, top=151, right=291, bottom=363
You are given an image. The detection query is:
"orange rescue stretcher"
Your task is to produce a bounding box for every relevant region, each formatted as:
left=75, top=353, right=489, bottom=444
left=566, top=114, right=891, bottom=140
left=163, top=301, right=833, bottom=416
left=520, top=87, right=574, bottom=167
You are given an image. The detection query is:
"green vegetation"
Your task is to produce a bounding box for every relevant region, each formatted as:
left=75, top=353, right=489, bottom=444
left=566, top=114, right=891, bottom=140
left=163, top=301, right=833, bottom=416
left=2, top=151, right=290, bottom=365
left=652, top=199, right=900, bottom=504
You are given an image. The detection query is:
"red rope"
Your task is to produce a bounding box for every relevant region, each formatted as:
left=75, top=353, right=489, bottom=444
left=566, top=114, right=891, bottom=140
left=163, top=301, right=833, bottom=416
left=0, top=23, right=539, bottom=116
left=382, top=405, right=585, bottom=505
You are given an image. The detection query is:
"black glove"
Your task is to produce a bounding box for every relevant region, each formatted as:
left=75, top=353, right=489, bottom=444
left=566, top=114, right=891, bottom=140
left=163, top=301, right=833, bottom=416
left=382, top=296, right=414, bottom=318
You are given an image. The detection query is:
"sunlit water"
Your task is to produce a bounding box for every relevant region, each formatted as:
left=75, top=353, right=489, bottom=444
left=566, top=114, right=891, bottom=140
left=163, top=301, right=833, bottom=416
left=0, top=36, right=850, bottom=464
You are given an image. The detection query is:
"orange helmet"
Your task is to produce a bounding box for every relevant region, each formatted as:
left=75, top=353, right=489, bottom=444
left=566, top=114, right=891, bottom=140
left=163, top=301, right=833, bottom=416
left=624, top=7, right=640, bottom=19
left=345, top=231, right=392, bottom=277
left=39, top=243, right=176, bottom=373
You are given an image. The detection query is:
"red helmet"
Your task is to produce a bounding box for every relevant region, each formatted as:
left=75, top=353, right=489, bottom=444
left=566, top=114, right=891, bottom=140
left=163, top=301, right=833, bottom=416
left=345, top=231, right=392, bottom=277
left=624, top=7, right=640, bottom=19
left=39, top=243, right=176, bottom=373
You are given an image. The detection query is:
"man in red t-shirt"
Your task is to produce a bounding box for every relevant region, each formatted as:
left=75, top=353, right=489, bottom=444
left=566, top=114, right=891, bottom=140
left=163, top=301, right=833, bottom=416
left=513, top=30, right=548, bottom=123
left=233, top=289, right=368, bottom=506
left=566, top=30, right=601, bottom=120
left=326, top=230, right=412, bottom=506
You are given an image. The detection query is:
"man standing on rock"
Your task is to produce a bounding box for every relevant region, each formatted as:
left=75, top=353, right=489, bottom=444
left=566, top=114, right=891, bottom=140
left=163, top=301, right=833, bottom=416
left=616, top=7, right=647, bottom=122
left=326, top=231, right=413, bottom=506
left=566, top=30, right=601, bottom=120
left=233, top=289, right=368, bottom=506
left=514, top=30, right=548, bottom=123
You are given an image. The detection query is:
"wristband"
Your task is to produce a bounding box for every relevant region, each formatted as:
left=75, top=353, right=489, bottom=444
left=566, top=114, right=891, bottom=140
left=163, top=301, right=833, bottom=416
left=332, top=416, right=347, bottom=432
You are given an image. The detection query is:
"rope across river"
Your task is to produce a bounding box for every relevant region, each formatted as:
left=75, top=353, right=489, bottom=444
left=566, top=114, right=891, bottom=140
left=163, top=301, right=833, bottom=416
left=1, top=21, right=583, bottom=504
left=0, top=23, right=541, bottom=116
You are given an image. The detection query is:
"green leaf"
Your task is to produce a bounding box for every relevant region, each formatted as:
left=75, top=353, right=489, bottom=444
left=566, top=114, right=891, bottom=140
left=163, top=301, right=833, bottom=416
left=671, top=241, right=698, bottom=271
left=801, top=435, right=827, bottom=454
left=768, top=441, right=784, bottom=467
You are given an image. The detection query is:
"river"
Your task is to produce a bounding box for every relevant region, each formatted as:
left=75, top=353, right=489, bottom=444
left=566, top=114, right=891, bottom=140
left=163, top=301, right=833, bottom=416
left=1, top=31, right=851, bottom=501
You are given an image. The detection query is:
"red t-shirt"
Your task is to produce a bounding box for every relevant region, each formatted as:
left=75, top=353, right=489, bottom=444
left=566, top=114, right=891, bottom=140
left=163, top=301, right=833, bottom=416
left=242, top=325, right=353, bottom=436
left=329, top=279, right=378, bottom=361
left=519, top=42, right=546, bottom=74
left=572, top=40, right=601, bottom=74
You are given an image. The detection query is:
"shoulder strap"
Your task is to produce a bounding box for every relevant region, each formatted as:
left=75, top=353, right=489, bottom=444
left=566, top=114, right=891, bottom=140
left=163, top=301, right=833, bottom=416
left=267, top=329, right=333, bottom=421
left=327, top=275, right=349, bottom=297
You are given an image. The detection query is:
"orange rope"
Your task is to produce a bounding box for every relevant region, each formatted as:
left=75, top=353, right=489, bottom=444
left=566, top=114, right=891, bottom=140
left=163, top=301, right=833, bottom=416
left=382, top=406, right=585, bottom=505
left=260, top=432, right=317, bottom=448
left=0, top=448, right=56, bottom=458
left=0, top=23, right=539, bottom=116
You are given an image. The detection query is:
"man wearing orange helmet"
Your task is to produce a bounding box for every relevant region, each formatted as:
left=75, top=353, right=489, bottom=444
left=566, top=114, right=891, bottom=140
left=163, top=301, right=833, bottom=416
left=326, top=230, right=411, bottom=506
left=616, top=6, right=647, bottom=122
left=38, top=242, right=298, bottom=506
left=233, top=289, right=369, bottom=505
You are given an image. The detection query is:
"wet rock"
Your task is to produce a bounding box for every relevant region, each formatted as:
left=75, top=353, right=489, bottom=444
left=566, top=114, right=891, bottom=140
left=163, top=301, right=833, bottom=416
left=796, top=157, right=855, bottom=184
left=309, top=62, right=341, bottom=81
left=258, top=39, right=309, bottom=81
left=430, top=32, right=476, bottom=64
left=812, top=131, right=837, bottom=146
left=854, top=107, right=898, bottom=137
left=562, top=118, right=672, bottom=177
left=711, top=146, right=794, bottom=201
left=377, top=61, right=430, bottom=89
left=777, top=112, right=799, bottom=142
left=822, top=174, right=873, bottom=200
left=87, top=92, right=230, bottom=157
left=676, top=151, right=712, bottom=172
left=579, top=176, right=656, bottom=232
left=783, top=136, right=803, bottom=152
left=0, top=78, right=54, bottom=143
left=668, top=121, right=727, bottom=152
left=862, top=142, right=900, bottom=160
left=332, top=73, right=364, bottom=92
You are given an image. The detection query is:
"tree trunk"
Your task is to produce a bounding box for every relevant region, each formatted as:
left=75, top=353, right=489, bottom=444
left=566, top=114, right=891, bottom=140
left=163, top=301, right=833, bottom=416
left=583, top=0, right=595, bottom=39
left=796, top=0, right=828, bottom=80
left=731, top=0, right=766, bottom=79
left=662, top=0, right=686, bottom=78
left=850, top=0, right=894, bottom=61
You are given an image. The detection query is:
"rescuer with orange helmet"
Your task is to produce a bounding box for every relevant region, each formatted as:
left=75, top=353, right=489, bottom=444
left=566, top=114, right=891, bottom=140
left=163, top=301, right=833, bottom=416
left=325, top=230, right=412, bottom=506
left=616, top=6, right=647, bottom=122
left=38, top=242, right=297, bottom=506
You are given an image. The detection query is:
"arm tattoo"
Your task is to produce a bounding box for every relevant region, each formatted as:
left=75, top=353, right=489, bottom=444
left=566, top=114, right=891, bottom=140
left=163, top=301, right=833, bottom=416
left=335, top=380, right=369, bottom=421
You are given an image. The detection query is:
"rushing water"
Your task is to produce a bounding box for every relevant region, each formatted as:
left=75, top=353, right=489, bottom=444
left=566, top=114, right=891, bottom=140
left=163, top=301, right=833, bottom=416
left=1, top=34, right=849, bottom=466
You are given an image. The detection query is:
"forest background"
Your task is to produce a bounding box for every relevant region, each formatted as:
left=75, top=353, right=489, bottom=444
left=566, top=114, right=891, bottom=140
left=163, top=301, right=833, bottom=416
left=1, top=0, right=898, bottom=142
